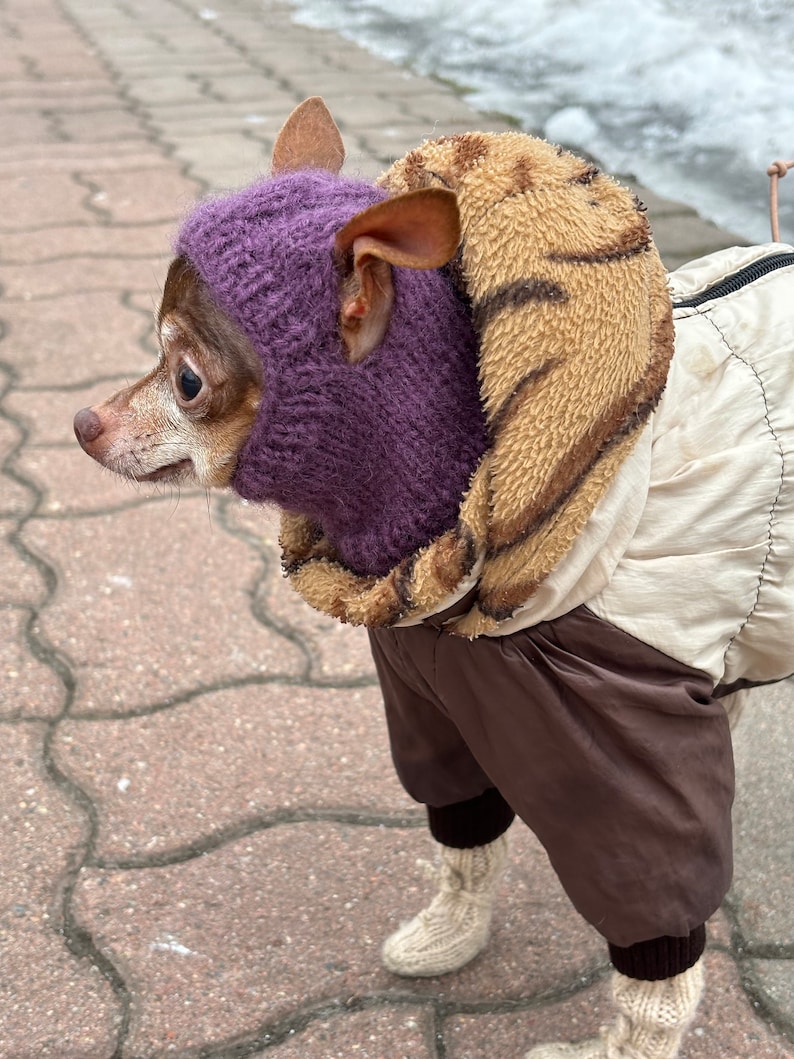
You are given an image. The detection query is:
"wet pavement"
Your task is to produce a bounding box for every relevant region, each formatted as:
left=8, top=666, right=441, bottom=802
left=0, top=0, right=792, bottom=1056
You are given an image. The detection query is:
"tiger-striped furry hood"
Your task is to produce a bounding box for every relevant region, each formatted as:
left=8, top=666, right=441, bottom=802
left=280, top=131, right=674, bottom=636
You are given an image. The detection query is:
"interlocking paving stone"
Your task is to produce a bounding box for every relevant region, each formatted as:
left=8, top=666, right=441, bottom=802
left=253, top=575, right=379, bottom=683
left=0, top=54, right=28, bottom=78
left=0, top=172, right=94, bottom=230
left=0, top=0, right=791, bottom=1055
left=0, top=607, right=66, bottom=718
left=72, top=823, right=603, bottom=1056
left=75, top=167, right=205, bottom=225
left=0, top=143, right=173, bottom=177
left=14, top=441, right=183, bottom=516
left=221, top=500, right=378, bottom=682
left=247, top=1005, right=437, bottom=1057
left=0, top=256, right=170, bottom=300
left=22, top=499, right=307, bottom=715
left=0, top=725, right=120, bottom=1058
left=731, top=684, right=794, bottom=946
left=4, top=292, right=157, bottom=388
left=0, top=110, right=59, bottom=147
left=749, top=960, right=794, bottom=1040
left=1, top=221, right=176, bottom=265
left=0, top=469, right=33, bottom=518
left=0, top=79, right=113, bottom=101
left=444, top=951, right=793, bottom=1058
left=0, top=929, right=120, bottom=1059
left=0, top=412, right=21, bottom=470
left=167, top=131, right=271, bottom=186
left=0, top=520, right=48, bottom=606
left=144, top=105, right=287, bottom=138
left=49, top=109, right=151, bottom=144
left=52, top=682, right=416, bottom=861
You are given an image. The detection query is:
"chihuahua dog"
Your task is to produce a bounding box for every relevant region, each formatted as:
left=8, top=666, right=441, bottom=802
left=75, top=98, right=794, bottom=1059
left=74, top=256, right=262, bottom=489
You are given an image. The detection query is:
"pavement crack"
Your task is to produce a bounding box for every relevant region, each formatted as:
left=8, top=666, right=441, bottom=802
left=41, top=106, right=69, bottom=142
left=72, top=171, right=113, bottom=224
left=122, top=287, right=161, bottom=358
left=720, top=895, right=794, bottom=1042
left=0, top=340, right=133, bottom=1055
left=213, top=494, right=318, bottom=677
left=1, top=250, right=169, bottom=266
left=212, top=494, right=380, bottom=687
left=90, top=808, right=426, bottom=872
left=184, top=993, right=438, bottom=1059
left=65, top=672, right=362, bottom=721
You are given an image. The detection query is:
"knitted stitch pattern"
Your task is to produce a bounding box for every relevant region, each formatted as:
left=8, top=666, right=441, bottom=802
left=525, top=960, right=704, bottom=1058
left=174, top=170, right=487, bottom=579
left=281, top=133, right=674, bottom=634
left=381, top=836, right=508, bottom=977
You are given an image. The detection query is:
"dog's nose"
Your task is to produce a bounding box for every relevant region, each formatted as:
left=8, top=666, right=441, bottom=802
left=73, top=407, right=103, bottom=445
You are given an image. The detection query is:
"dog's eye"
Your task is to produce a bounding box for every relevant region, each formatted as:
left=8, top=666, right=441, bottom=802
left=177, top=365, right=203, bottom=401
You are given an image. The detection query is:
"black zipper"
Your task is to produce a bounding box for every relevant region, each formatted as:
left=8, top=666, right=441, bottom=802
left=672, top=251, right=794, bottom=310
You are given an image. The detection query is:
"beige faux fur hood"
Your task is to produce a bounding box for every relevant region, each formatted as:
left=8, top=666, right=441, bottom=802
left=279, top=130, right=674, bottom=636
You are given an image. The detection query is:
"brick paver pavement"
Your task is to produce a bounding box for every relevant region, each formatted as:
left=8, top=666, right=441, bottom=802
left=0, top=1, right=792, bottom=1056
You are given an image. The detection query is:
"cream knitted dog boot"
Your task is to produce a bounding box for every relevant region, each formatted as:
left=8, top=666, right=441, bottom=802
left=381, top=834, right=508, bottom=977
left=525, top=958, right=704, bottom=1058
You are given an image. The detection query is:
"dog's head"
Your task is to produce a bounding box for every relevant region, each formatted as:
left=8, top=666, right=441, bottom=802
left=73, top=254, right=263, bottom=488
left=74, top=98, right=468, bottom=498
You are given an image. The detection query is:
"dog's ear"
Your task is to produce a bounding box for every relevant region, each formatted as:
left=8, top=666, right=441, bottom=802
left=334, top=188, right=461, bottom=364
left=271, top=96, right=345, bottom=176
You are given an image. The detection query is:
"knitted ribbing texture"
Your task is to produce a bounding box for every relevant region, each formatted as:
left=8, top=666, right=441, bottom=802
left=524, top=959, right=704, bottom=1059
left=608, top=925, right=706, bottom=981
left=426, top=787, right=515, bottom=849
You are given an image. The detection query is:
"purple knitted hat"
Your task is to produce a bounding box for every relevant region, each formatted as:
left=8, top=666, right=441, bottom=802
left=175, top=169, right=486, bottom=577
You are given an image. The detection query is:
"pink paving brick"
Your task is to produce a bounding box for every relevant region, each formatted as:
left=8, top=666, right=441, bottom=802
left=0, top=470, right=31, bottom=518
left=4, top=382, right=155, bottom=448
left=0, top=172, right=93, bottom=230
left=15, top=441, right=192, bottom=517
left=222, top=499, right=379, bottom=684
left=443, top=951, right=794, bottom=1059
left=0, top=256, right=168, bottom=300
left=54, top=108, right=150, bottom=143
left=52, top=682, right=415, bottom=861
left=249, top=1005, right=437, bottom=1057
left=0, top=924, right=122, bottom=1059
left=0, top=143, right=171, bottom=177
left=22, top=498, right=307, bottom=714
left=3, top=291, right=157, bottom=388
left=0, top=608, right=65, bottom=718
left=0, top=521, right=48, bottom=606
left=72, top=822, right=603, bottom=1057
left=77, top=166, right=204, bottom=225
left=0, top=110, right=58, bottom=148
left=0, top=725, right=121, bottom=1058
left=1, top=221, right=174, bottom=265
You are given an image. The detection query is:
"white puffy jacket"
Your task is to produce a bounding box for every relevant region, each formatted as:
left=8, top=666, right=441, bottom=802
left=426, top=243, right=794, bottom=689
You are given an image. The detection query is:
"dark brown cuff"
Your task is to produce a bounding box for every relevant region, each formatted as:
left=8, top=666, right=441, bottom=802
left=608, top=924, right=706, bottom=981
left=427, top=787, right=515, bottom=849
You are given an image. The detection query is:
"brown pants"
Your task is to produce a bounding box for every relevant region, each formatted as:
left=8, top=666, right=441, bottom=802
left=369, top=604, right=734, bottom=949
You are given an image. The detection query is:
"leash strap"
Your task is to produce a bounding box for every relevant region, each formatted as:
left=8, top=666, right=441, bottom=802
left=767, top=158, right=794, bottom=241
